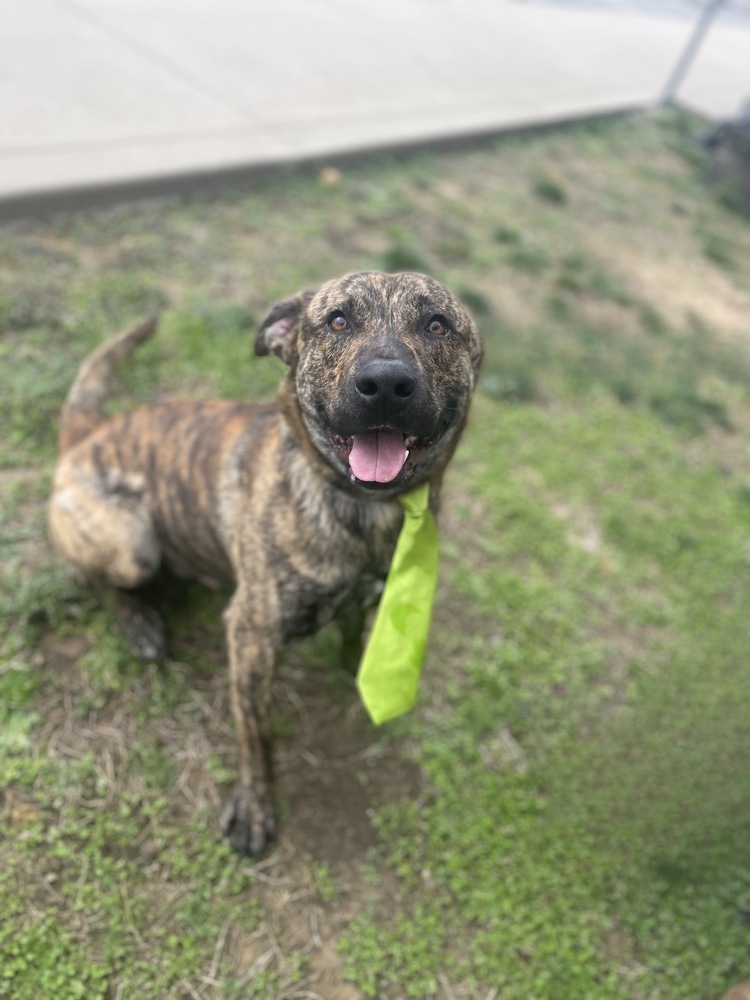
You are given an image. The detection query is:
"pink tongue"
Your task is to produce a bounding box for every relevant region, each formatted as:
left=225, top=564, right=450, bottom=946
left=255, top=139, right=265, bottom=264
left=349, top=430, right=407, bottom=483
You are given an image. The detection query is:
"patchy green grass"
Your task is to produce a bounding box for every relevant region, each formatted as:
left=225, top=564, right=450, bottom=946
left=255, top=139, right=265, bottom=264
left=350, top=399, right=750, bottom=998
left=2, top=109, right=750, bottom=998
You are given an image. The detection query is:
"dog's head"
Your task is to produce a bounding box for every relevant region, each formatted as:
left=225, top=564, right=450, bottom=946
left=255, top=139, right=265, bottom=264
left=256, top=271, right=483, bottom=495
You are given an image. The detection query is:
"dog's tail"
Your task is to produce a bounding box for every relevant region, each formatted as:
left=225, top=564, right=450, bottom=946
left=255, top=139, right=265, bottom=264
left=58, top=316, right=158, bottom=452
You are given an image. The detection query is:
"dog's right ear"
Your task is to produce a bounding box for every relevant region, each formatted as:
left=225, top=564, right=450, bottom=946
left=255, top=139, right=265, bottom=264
left=255, top=290, right=315, bottom=364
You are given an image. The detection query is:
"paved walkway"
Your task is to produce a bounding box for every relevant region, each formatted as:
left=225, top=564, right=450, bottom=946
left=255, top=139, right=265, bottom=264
left=2, top=0, right=749, bottom=213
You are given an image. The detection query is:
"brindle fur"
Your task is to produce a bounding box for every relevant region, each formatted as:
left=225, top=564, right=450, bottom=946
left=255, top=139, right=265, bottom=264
left=48, top=271, right=483, bottom=857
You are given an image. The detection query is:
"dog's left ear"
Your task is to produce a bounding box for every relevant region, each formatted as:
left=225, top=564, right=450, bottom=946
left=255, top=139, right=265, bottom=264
left=255, top=290, right=315, bottom=364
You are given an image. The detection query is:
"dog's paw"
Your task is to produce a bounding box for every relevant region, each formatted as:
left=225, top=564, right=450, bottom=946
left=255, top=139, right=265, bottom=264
left=220, top=787, right=277, bottom=858
left=113, top=592, right=168, bottom=660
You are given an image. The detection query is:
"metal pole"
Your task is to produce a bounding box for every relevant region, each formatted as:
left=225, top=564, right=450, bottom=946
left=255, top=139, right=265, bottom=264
left=661, top=0, right=727, bottom=106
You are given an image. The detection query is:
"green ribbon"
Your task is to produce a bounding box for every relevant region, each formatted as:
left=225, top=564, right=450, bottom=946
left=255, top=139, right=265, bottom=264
left=356, top=481, right=439, bottom=725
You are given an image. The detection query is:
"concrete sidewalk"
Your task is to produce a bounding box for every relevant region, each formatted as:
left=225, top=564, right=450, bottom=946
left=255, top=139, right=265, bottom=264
left=2, top=0, right=749, bottom=214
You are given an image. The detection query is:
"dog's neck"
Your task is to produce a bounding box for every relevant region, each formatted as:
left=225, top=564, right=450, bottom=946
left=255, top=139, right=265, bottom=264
left=275, top=374, right=344, bottom=489
left=273, top=377, right=406, bottom=561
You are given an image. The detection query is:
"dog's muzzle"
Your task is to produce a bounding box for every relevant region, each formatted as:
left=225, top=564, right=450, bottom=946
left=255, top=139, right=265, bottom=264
left=348, top=360, right=417, bottom=481
left=323, top=355, right=443, bottom=487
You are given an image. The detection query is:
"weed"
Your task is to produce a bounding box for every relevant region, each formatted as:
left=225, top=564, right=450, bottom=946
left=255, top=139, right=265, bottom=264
left=0, top=915, right=109, bottom=1000
left=456, top=285, right=493, bottom=317
left=313, top=862, right=341, bottom=904
left=649, top=382, right=732, bottom=433
left=435, top=221, right=473, bottom=264
left=640, top=303, right=669, bottom=336
left=379, top=229, right=431, bottom=273
left=0, top=563, right=89, bottom=656
left=532, top=175, right=568, bottom=205
left=506, top=243, right=549, bottom=274
left=556, top=252, right=632, bottom=305
left=0, top=332, right=80, bottom=465
left=700, top=228, right=737, bottom=270
left=494, top=223, right=522, bottom=245
left=480, top=368, right=538, bottom=404
left=544, top=293, right=572, bottom=322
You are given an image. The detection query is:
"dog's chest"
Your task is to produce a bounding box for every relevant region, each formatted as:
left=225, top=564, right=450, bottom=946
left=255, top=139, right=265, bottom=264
left=278, top=566, right=383, bottom=640
left=274, top=504, right=399, bottom=640
left=234, top=469, right=401, bottom=640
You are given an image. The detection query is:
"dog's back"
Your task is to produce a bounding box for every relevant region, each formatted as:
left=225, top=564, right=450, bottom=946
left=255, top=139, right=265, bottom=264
left=50, top=322, right=277, bottom=587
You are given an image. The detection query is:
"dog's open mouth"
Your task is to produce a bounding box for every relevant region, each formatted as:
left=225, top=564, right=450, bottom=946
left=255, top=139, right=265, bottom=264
left=332, top=429, right=419, bottom=485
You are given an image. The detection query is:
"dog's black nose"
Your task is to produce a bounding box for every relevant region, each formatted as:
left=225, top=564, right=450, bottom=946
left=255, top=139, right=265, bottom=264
left=355, top=359, right=417, bottom=405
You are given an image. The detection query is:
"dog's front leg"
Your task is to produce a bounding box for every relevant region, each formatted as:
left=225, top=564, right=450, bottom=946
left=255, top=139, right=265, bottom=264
left=221, top=587, right=279, bottom=858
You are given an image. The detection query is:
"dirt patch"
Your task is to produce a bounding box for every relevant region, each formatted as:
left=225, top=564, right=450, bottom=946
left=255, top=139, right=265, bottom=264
left=37, top=612, right=421, bottom=831
left=611, top=248, right=750, bottom=337
left=551, top=499, right=605, bottom=555
left=274, top=660, right=420, bottom=864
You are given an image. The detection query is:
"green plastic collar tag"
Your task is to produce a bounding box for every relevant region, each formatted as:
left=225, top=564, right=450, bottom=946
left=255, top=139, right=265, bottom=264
left=356, top=481, right=439, bottom=725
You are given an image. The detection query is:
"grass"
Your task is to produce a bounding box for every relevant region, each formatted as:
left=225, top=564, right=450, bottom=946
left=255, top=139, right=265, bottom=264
left=2, top=108, right=750, bottom=998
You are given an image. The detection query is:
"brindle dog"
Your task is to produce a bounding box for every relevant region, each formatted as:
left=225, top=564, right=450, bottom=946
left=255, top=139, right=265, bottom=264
left=48, top=271, right=483, bottom=857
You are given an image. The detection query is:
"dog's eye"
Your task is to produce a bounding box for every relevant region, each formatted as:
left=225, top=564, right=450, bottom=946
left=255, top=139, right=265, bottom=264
left=426, top=316, right=449, bottom=337
left=328, top=312, right=350, bottom=333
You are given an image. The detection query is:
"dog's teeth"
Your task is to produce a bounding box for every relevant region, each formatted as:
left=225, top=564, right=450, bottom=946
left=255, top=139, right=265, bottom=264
left=405, top=449, right=410, bottom=460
